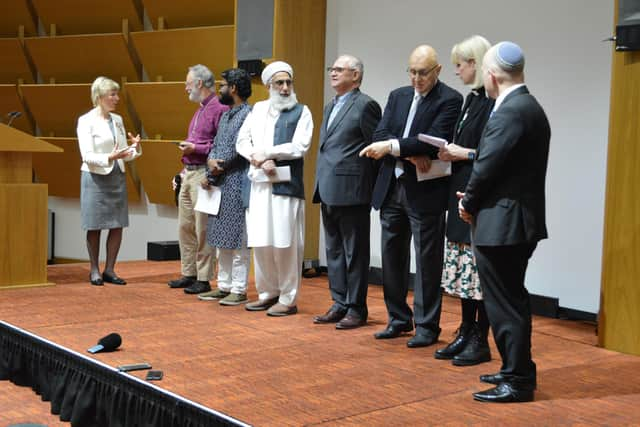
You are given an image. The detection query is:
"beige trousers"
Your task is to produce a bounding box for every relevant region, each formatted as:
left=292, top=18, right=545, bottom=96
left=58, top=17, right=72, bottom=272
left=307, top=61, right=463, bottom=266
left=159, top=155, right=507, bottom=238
left=178, top=167, right=216, bottom=281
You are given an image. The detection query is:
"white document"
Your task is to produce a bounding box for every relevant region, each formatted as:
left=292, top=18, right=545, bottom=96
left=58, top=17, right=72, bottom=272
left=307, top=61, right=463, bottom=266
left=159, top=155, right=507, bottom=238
left=194, top=186, right=222, bottom=215
left=416, top=160, right=451, bottom=181
left=415, top=133, right=451, bottom=180
left=418, top=133, right=448, bottom=148
left=251, top=165, right=291, bottom=183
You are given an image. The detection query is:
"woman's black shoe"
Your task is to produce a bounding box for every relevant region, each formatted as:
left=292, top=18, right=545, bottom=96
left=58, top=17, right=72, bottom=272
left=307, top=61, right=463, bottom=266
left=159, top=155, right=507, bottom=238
left=434, top=322, right=473, bottom=359
left=452, top=325, right=491, bottom=366
left=102, top=272, right=127, bottom=285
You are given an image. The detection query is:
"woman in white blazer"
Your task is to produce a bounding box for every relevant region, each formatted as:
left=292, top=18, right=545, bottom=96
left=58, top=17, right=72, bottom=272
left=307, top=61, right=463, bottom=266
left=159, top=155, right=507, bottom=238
left=77, top=76, right=142, bottom=286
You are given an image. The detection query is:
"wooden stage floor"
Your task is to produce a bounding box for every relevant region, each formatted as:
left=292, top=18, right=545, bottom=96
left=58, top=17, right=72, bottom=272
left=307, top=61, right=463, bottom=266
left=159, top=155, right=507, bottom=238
left=1, top=261, right=639, bottom=426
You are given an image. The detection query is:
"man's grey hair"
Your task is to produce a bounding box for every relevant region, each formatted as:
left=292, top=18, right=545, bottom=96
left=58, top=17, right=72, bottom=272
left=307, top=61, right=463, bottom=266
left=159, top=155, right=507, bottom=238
left=340, top=54, right=364, bottom=84
left=188, top=64, right=215, bottom=88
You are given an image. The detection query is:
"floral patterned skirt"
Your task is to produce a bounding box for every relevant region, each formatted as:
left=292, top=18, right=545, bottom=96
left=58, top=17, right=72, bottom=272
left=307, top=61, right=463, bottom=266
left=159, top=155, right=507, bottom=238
left=441, top=241, right=483, bottom=300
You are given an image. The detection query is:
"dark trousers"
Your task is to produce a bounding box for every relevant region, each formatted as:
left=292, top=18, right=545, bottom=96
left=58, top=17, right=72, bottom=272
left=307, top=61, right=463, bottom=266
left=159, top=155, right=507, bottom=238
left=473, top=242, right=537, bottom=386
left=379, top=179, right=445, bottom=334
left=321, top=203, right=371, bottom=318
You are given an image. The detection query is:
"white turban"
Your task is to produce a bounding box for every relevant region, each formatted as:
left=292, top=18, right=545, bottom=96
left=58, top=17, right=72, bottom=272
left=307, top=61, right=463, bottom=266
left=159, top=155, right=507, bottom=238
left=261, top=61, right=293, bottom=85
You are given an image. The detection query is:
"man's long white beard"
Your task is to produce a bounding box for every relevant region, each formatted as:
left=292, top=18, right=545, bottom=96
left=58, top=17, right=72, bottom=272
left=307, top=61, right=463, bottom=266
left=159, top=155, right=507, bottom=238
left=269, top=87, right=298, bottom=111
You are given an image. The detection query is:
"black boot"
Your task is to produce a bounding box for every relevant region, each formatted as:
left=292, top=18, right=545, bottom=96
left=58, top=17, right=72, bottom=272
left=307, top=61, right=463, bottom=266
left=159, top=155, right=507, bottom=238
left=452, top=324, right=491, bottom=366
left=434, top=322, right=473, bottom=360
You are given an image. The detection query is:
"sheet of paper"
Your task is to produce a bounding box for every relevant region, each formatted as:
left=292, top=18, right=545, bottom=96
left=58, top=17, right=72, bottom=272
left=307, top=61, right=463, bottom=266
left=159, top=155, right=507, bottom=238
left=418, top=133, right=448, bottom=148
left=194, top=186, right=222, bottom=215
left=251, top=165, right=291, bottom=183
left=416, top=160, right=451, bottom=181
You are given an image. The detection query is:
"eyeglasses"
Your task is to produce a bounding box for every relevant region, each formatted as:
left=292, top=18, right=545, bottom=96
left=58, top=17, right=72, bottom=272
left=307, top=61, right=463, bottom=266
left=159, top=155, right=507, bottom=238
left=326, top=66, right=353, bottom=74
left=272, top=79, right=293, bottom=87
left=219, top=83, right=229, bottom=88
left=407, top=64, right=439, bottom=79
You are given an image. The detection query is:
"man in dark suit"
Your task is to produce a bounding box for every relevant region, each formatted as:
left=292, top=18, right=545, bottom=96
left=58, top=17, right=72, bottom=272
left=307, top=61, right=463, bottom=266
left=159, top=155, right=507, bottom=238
left=458, top=41, right=550, bottom=403
left=360, top=45, right=462, bottom=347
left=313, top=54, right=382, bottom=329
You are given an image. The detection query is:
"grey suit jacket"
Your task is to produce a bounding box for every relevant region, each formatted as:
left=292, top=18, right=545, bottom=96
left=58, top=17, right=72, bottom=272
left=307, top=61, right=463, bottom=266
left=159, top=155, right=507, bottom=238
left=313, top=89, right=382, bottom=206
left=462, top=85, right=550, bottom=246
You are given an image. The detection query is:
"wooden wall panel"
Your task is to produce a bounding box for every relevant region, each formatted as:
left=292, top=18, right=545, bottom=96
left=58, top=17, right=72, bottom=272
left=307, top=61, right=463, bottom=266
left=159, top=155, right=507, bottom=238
left=125, top=82, right=194, bottom=140
left=144, top=0, right=234, bottom=29
left=25, top=34, right=139, bottom=83
left=0, top=39, right=34, bottom=84
left=130, top=26, right=234, bottom=82
left=0, top=0, right=37, bottom=37
left=32, top=0, right=143, bottom=35
left=599, top=2, right=640, bottom=356
left=133, top=139, right=183, bottom=206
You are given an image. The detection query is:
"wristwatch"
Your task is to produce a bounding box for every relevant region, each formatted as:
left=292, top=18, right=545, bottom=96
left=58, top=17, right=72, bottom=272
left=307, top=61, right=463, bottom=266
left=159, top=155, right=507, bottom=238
left=468, top=151, right=476, bottom=160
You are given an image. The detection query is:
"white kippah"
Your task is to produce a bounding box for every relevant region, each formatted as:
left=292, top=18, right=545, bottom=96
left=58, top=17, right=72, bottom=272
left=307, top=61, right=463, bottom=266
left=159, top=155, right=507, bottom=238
left=261, top=61, right=293, bottom=85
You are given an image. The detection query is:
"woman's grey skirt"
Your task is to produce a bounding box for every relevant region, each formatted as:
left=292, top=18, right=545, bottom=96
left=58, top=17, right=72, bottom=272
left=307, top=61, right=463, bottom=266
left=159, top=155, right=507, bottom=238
left=81, top=167, right=129, bottom=230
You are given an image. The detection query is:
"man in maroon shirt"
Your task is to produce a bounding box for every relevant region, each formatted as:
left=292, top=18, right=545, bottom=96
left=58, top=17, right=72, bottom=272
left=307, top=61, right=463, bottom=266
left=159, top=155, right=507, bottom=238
left=168, top=64, right=229, bottom=294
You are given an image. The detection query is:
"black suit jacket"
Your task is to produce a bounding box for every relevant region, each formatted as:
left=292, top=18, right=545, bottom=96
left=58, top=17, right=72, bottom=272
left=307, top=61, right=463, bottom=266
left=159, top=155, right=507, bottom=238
left=462, top=85, right=550, bottom=246
left=371, top=81, right=463, bottom=214
left=313, top=89, right=382, bottom=206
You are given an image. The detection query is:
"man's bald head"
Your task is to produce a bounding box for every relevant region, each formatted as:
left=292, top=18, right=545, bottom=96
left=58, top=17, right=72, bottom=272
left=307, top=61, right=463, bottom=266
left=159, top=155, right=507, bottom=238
left=408, top=45, right=441, bottom=95
left=409, top=45, right=439, bottom=68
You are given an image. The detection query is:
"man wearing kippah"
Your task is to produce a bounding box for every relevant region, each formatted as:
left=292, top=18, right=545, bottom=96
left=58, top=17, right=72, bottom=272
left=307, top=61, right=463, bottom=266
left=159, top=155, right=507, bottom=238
left=236, top=61, right=314, bottom=316
left=458, top=42, right=551, bottom=402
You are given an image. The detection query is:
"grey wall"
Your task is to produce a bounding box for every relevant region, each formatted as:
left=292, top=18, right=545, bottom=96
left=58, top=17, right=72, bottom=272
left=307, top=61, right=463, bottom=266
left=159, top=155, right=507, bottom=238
left=322, top=0, right=614, bottom=313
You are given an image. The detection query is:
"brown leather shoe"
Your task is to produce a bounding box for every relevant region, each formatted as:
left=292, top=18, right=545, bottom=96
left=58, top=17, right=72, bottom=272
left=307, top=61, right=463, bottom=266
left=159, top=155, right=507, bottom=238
left=313, top=308, right=346, bottom=324
left=335, top=313, right=366, bottom=329
left=266, top=302, right=298, bottom=317
left=245, top=296, right=279, bottom=311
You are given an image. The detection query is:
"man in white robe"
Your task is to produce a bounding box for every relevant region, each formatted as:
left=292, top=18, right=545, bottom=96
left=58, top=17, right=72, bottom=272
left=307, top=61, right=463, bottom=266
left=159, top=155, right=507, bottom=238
left=236, top=61, right=313, bottom=316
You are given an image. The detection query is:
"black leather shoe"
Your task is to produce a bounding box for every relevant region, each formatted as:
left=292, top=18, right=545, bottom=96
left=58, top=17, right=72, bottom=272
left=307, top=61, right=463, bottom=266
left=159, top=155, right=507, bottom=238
left=168, top=276, right=196, bottom=288
left=480, top=373, right=537, bottom=389
left=313, top=308, right=346, bottom=324
left=336, top=313, right=366, bottom=329
left=184, top=280, right=211, bottom=294
left=434, top=322, right=473, bottom=359
left=407, top=330, right=440, bottom=348
left=480, top=372, right=504, bottom=385
left=89, top=275, right=104, bottom=286
left=102, top=272, right=126, bottom=285
left=374, top=324, right=413, bottom=339
left=473, top=383, right=534, bottom=403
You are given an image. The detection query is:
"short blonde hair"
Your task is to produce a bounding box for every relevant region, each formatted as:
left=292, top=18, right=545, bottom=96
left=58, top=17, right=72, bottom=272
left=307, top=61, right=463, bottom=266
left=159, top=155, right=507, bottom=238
left=451, top=35, right=491, bottom=89
left=91, top=76, right=120, bottom=107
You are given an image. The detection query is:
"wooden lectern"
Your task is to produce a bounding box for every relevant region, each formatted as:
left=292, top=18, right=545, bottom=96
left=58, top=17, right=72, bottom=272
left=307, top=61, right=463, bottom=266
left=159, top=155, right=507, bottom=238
left=0, top=124, right=62, bottom=289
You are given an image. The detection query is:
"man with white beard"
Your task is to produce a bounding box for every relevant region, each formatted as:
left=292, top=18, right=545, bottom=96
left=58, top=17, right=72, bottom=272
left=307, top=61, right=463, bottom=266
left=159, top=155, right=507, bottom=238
left=236, top=61, right=313, bottom=316
left=168, top=64, right=228, bottom=295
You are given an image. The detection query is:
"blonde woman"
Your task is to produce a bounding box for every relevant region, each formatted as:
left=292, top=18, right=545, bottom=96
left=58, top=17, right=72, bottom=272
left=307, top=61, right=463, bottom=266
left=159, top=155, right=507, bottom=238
left=77, top=76, right=142, bottom=286
left=435, top=36, right=494, bottom=365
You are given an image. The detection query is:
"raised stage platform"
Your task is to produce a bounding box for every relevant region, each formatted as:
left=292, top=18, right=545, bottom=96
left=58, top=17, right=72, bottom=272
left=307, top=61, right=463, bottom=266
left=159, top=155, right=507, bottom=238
left=1, top=261, right=639, bottom=426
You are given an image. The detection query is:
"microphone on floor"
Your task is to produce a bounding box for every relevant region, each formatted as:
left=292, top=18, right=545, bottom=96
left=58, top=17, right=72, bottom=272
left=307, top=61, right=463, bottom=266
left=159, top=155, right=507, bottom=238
left=87, top=332, right=122, bottom=354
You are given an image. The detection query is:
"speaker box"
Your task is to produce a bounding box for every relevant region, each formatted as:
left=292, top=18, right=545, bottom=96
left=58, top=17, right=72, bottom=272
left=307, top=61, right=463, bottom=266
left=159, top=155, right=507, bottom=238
left=616, top=0, right=640, bottom=51
left=147, top=241, right=180, bottom=261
